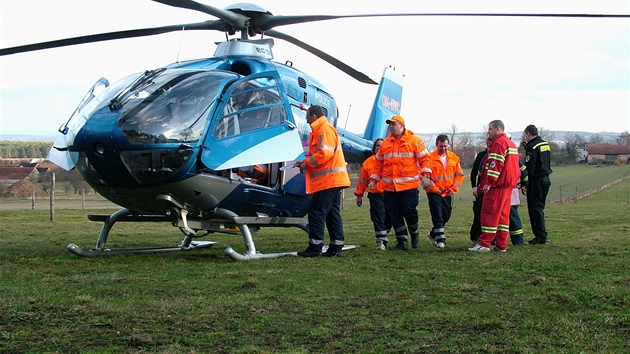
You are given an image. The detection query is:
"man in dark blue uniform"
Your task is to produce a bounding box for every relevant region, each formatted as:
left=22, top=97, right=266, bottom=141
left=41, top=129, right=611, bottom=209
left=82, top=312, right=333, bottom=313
left=521, top=125, right=553, bottom=245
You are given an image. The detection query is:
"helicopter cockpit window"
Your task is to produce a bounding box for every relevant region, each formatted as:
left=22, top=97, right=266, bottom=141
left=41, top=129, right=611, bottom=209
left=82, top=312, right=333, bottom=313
left=118, top=70, right=238, bottom=144
left=213, top=76, right=287, bottom=139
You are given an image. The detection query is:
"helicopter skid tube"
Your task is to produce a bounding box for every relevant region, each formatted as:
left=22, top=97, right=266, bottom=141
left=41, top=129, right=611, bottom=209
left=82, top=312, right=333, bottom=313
left=67, top=241, right=218, bottom=257
left=224, top=247, right=296, bottom=260
left=225, top=244, right=360, bottom=261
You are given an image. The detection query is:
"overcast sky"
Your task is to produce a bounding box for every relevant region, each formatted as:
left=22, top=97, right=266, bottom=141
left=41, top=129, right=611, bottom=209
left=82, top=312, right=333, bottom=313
left=1, top=0, right=629, bottom=138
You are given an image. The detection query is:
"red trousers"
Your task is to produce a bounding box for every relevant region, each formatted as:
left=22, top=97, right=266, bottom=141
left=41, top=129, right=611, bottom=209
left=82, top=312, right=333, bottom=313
left=479, top=187, right=512, bottom=250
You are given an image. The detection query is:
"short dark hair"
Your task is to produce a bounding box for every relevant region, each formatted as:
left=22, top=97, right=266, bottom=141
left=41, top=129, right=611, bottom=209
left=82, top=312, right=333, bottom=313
left=524, top=124, right=538, bottom=136
left=490, top=119, right=504, bottom=131
left=436, top=134, right=449, bottom=144
left=307, top=105, right=324, bottom=118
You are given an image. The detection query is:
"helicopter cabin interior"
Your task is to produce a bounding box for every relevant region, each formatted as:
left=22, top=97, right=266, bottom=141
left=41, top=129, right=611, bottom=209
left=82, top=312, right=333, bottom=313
left=208, top=70, right=293, bottom=189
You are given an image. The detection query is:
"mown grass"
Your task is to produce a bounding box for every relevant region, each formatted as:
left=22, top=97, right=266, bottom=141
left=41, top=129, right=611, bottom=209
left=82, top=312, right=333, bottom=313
left=0, top=166, right=629, bottom=353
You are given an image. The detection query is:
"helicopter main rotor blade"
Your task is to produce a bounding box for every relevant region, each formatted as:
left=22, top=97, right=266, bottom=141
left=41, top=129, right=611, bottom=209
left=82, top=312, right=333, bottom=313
left=255, top=12, right=630, bottom=31
left=264, top=29, right=377, bottom=85
left=0, top=21, right=224, bottom=56
left=151, top=0, right=249, bottom=30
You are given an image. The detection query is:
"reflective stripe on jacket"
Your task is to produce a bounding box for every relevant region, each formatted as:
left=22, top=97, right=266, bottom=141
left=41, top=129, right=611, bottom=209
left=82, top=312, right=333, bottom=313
left=425, top=150, right=465, bottom=197
left=484, top=133, right=520, bottom=189
left=355, top=155, right=384, bottom=196
left=370, top=129, right=431, bottom=192
left=305, top=116, right=350, bottom=194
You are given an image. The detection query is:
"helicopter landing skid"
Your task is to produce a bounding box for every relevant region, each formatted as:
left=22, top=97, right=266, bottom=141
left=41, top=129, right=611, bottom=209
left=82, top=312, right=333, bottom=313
left=201, top=208, right=360, bottom=260
left=70, top=207, right=359, bottom=260
left=67, top=240, right=217, bottom=257
left=225, top=244, right=361, bottom=260
left=68, top=208, right=219, bottom=257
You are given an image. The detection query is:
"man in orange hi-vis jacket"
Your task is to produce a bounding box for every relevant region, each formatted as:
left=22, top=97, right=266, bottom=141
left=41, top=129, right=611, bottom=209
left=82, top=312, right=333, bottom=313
left=355, top=138, right=392, bottom=250
left=469, top=119, right=520, bottom=252
left=368, top=115, right=431, bottom=251
left=296, top=105, right=351, bottom=258
left=423, top=134, right=465, bottom=249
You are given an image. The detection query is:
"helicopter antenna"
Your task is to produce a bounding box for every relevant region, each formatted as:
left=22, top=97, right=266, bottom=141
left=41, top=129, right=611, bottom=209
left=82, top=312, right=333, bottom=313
left=342, top=104, right=352, bottom=132
left=176, top=26, right=185, bottom=63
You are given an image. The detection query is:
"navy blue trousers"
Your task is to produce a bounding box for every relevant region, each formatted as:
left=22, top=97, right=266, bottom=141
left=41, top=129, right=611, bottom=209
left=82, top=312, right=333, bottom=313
left=307, top=187, right=345, bottom=252
left=384, top=189, right=419, bottom=242
left=526, top=177, right=551, bottom=243
left=427, top=193, right=452, bottom=243
left=368, top=192, right=391, bottom=241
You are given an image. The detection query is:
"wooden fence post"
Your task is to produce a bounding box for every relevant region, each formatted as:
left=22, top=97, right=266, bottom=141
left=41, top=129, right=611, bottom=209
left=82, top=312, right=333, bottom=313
left=50, top=172, right=55, bottom=221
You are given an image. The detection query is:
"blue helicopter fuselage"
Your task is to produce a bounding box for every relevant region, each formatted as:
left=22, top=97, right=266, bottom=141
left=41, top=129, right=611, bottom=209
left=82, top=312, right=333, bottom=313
left=62, top=53, right=338, bottom=218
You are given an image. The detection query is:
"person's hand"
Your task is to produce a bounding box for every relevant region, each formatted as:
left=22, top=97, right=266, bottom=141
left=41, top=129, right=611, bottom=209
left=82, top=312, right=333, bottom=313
left=421, top=175, right=431, bottom=190
left=367, top=181, right=375, bottom=190
left=483, top=184, right=490, bottom=193
left=356, top=195, right=363, bottom=207
left=472, top=189, right=478, bottom=197
left=520, top=186, right=527, bottom=195
left=298, top=162, right=307, bottom=173
left=293, top=160, right=304, bottom=171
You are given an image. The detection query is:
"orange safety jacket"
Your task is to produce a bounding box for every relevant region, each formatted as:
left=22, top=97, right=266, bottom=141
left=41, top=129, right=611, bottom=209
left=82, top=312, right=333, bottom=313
left=425, top=150, right=465, bottom=197
left=370, top=129, right=431, bottom=192
left=237, top=164, right=268, bottom=184
left=304, top=116, right=350, bottom=194
left=354, top=155, right=384, bottom=196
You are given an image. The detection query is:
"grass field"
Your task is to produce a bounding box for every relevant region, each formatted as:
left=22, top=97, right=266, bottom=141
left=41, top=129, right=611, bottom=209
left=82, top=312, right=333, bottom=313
left=1, top=165, right=629, bottom=353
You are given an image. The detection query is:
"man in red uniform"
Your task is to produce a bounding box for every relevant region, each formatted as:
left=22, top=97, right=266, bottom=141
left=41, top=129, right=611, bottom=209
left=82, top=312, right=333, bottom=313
left=296, top=105, right=351, bottom=257
left=469, top=120, right=520, bottom=252
left=423, top=134, right=465, bottom=249
left=355, top=138, right=392, bottom=250
left=368, top=115, right=431, bottom=251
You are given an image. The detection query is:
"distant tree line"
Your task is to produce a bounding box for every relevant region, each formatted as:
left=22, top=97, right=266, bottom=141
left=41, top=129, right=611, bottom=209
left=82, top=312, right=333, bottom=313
left=0, top=141, right=52, bottom=158
left=446, top=128, right=630, bottom=167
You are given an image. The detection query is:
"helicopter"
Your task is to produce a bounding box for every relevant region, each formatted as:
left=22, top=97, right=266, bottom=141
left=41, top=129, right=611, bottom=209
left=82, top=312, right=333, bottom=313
left=1, top=1, right=627, bottom=260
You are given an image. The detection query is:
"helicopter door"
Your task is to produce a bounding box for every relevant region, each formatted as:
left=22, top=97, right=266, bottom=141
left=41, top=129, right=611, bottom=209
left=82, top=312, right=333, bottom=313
left=200, top=74, right=302, bottom=172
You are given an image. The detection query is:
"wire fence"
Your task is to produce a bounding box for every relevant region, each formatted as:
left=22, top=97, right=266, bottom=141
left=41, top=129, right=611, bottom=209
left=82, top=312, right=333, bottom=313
left=3, top=173, right=630, bottom=213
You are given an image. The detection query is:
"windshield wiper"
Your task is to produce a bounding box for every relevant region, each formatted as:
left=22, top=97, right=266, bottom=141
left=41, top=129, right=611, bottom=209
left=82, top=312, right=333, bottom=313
left=108, top=68, right=167, bottom=111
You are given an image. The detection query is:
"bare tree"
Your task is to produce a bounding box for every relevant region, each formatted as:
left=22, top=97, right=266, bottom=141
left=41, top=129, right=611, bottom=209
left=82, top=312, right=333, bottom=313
left=538, top=127, right=555, bottom=143
left=479, top=124, right=488, bottom=134
left=63, top=169, right=90, bottom=195
left=589, top=133, right=606, bottom=145
left=562, top=133, right=585, bottom=164
left=616, top=131, right=630, bottom=145
left=447, top=124, right=458, bottom=146
left=455, top=131, right=475, bottom=150
left=38, top=171, right=53, bottom=193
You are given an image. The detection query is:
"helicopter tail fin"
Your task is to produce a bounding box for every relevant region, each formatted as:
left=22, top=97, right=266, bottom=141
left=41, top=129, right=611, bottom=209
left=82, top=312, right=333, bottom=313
left=362, top=66, right=404, bottom=141
left=337, top=66, right=404, bottom=163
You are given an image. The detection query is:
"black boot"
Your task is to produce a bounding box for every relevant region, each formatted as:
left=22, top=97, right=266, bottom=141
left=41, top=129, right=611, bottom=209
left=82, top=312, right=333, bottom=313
left=390, top=239, right=409, bottom=251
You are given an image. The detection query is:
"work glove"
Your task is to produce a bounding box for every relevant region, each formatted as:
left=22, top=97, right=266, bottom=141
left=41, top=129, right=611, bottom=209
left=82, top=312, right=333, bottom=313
left=367, top=181, right=375, bottom=190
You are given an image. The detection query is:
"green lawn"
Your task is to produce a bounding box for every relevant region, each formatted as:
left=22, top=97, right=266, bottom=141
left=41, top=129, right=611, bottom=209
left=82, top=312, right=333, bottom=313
left=0, top=165, right=629, bottom=353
